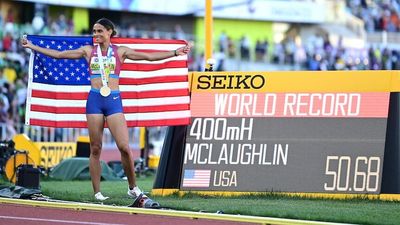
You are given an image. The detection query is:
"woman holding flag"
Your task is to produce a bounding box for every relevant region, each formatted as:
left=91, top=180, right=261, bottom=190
left=21, top=18, right=191, bottom=204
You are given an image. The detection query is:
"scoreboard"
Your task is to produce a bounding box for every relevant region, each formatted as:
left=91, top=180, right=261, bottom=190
left=180, top=71, right=394, bottom=194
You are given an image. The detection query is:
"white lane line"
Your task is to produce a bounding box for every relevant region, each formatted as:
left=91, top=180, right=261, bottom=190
left=0, top=215, right=127, bottom=225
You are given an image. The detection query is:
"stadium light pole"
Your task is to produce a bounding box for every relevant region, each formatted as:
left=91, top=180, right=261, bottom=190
left=205, top=0, right=213, bottom=64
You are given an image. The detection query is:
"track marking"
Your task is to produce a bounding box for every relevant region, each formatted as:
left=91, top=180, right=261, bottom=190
left=0, top=215, right=126, bottom=225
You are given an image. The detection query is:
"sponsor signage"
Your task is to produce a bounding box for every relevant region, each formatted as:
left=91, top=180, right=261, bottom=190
left=34, top=142, right=77, bottom=169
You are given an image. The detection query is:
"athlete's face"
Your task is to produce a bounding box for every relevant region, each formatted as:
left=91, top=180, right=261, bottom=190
left=93, top=23, right=112, bottom=43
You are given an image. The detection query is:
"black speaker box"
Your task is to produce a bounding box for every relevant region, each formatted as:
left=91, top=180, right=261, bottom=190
left=76, top=139, right=90, bottom=158
left=16, top=164, right=40, bottom=189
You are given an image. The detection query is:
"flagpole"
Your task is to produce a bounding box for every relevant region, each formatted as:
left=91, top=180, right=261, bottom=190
left=205, top=0, right=213, bottom=66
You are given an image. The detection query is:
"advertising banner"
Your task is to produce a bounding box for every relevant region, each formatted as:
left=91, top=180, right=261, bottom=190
left=34, top=142, right=77, bottom=169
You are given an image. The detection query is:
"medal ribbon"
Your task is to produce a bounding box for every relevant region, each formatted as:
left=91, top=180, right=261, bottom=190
left=96, top=44, right=113, bottom=87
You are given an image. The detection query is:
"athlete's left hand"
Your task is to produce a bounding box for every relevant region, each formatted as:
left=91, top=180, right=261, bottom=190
left=175, top=43, right=192, bottom=56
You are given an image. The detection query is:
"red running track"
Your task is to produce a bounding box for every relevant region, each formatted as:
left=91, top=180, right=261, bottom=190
left=0, top=203, right=254, bottom=225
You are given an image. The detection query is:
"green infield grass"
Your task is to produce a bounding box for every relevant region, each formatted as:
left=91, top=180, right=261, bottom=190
left=31, top=176, right=400, bottom=225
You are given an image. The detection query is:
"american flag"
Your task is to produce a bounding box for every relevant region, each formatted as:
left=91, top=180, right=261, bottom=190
left=182, top=169, right=211, bottom=188
left=25, top=35, right=190, bottom=128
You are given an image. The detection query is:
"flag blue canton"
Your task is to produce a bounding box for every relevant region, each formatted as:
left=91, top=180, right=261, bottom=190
left=28, top=35, right=93, bottom=85
left=184, top=170, right=195, bottom=179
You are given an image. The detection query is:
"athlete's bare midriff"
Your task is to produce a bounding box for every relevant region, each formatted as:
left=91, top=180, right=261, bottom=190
left=90, top=77, right=119, bottom=90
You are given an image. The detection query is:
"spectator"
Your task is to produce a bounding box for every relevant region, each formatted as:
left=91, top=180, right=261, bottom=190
left=227, top=36, right=235, bottom=58
left=0, top=88, right=10, bottom=117
left=218, top=31, right=228, bottom=53
left=284, top=38, right=296, bottom=65
left=127, top=25, right=138, bottom=38
left=294, top=44, right=307, bottom=70
left=148, top=23, right=160, bottom=39
left=5, top=8, right=14, bottom=23
left=0, top=95, right=16, bottom=140
left=255, top=40, right=264, bottom=61
left=3, top=60, right=17, bottom=83
left=272, top=42, right=285, bottom=64
left=0, top=68, right=8, bottom=87
left=262, top=39, right=269, bottom=62
left=2, top=33, right=12, bottom=52
left=14, top=79, right=26, bottom=124
left=174, top=24, right=186, bottom=40
left=3, top=82, right=14, bottom=115
left=214, top=49, right=226, bottom=71
left=308, top=54, right=321, bottom=71
left=240, top=35, right=250, bottom=61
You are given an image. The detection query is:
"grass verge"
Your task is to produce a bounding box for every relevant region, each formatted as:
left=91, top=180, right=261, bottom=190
left=2, top=176, right=400, bottom=225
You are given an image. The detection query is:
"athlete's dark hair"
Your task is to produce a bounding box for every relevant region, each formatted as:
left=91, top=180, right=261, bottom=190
left=95, top=18, right=117, bottom=37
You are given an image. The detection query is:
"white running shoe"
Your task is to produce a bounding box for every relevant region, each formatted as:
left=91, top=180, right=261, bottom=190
left=127, top=186, right=147, bottom=198
left=94, top=192, right=109, bottom=201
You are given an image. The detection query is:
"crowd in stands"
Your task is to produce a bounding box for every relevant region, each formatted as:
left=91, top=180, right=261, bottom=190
left=347, top=0, right=400, bottom=32
left=1, top=4, right=400, bottom=138
left=212, top=31, right=400, bottom=71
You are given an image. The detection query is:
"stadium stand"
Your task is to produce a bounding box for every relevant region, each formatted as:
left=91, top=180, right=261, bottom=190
left=0, top=0, right=399, bottom=141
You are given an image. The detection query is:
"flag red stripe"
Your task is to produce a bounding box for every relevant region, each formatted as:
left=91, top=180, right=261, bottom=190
left=32, top=90, right=89, bottom=100
left=123, top=104, right=190, bottom=113
left=29, top=119, right=88, bottom=128
left=31, top=105, right=86, bottom=114
left=31, top=89, right=189, bottom=100
left=121, top=60, right=187, bottom=71
left=29, top=118, right=190, bottom=128
left=119, top=76, right=187, bottom=85
left=110, top=38, right=187, bottom=45
left=30, top=104, right=189, bottom=114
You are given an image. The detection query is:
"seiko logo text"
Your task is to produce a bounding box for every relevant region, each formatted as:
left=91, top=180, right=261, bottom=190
left=197, top=74, right=266, bottom=89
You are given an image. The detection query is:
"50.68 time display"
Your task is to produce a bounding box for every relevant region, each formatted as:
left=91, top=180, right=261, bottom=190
left=324, top=156, right=381, bottom=193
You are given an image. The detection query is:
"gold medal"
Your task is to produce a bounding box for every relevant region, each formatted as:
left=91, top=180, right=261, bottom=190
left=100, top=86, right=111, bottom=97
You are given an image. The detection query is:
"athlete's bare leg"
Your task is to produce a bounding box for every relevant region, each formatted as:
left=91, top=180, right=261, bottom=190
left=106, top=113, right=136, bottom=188
left=86, top=114, right=105, bottom=194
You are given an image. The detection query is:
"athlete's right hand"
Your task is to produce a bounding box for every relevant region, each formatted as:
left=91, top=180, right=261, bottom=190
left=20, top=35, right=31, bottom=48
